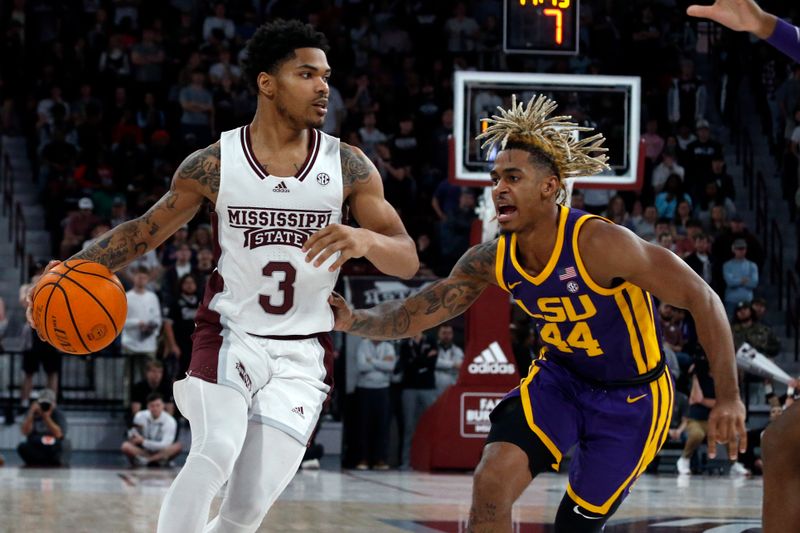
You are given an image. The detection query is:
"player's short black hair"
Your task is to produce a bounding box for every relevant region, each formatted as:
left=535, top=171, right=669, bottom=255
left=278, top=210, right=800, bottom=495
left=242, top=19, right=329, bottom=88
left=146, top=392, right=164, bottom=404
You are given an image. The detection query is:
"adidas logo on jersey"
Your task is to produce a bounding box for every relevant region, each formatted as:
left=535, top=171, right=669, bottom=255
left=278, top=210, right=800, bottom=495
left=273, top=181, right=290, bottom=193
left=468, top=342, right=516, bottom=375
left=291, top=406, right=305, bottom=418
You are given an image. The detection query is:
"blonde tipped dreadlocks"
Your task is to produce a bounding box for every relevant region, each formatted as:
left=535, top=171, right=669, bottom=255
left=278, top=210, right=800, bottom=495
left=476, top=94, right=610, bottom=181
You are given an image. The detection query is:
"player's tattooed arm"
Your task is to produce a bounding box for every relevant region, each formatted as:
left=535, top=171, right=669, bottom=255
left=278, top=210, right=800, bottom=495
left=340, top=142, right=373, bottom=191
left=71, top=143, right=218, bottom=271
left=330, top=240, right=498, bottom=339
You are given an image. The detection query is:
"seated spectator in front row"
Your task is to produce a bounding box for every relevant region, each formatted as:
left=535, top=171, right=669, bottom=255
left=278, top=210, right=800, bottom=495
left=732, top=301, right=781, bottom=357
left=130, top=360, right=174, bottom=424
left=122, top=393, right=182, bottom=467
left=18, top=389, right=70, bottom=467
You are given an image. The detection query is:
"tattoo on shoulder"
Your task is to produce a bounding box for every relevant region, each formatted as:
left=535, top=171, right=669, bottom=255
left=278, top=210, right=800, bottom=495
left=452, top=239, right=499, bottom=283
left=340, top=143, right=373, bottom=189
left=176, top=142, right=221, bottom=195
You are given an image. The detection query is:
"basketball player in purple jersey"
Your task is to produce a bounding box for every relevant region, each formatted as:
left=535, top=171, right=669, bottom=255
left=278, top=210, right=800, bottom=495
left=28, top=20, right=418, bottom=533
left=330, top=95, right=747, bottom=532
left=689, top=1, right=800, bottom=529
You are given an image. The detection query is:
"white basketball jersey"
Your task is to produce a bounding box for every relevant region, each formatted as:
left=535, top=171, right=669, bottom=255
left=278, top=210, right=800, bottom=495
left=208, top=125, right=342, bottom=335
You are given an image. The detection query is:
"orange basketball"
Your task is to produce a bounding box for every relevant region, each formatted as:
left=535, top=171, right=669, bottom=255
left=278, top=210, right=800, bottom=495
left=30, top=260, right=128, bottom=355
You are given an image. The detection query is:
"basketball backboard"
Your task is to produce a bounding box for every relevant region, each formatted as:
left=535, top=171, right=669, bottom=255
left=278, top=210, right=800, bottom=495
left=451, top=71, right=643, bottom=190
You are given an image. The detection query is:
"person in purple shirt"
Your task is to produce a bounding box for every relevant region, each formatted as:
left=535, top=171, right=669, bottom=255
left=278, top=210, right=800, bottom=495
left=688, top=2, right=800, bottom=530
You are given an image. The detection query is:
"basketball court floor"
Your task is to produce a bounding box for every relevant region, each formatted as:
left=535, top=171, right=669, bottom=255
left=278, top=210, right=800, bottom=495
left=0, top=467, right=762, bottom=532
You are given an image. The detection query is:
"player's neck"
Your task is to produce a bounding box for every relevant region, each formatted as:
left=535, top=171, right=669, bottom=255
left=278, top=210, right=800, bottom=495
left=513, top=204, right=561, bottom=270
left=249, top=107, right=308, bottom=152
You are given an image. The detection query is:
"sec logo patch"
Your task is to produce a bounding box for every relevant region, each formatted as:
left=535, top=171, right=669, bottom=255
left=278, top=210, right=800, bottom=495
left=316, top=173, right=330, bottom=185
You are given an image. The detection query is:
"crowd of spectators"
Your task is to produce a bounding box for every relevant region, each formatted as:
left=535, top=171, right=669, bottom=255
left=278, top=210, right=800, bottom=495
left=0, top=0, right=795, bottom=471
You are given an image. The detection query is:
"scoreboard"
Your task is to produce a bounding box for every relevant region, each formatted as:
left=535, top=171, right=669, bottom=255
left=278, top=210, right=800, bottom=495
left=503, top=0, right=580, bottom=55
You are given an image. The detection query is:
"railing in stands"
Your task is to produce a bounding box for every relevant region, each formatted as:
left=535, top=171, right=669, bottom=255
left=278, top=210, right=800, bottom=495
left=1, top=145, right=30, bottom=284
left=771, top=219, right=784, bottom=310
left=787, top=271, right=799, bottom=362
left=754, top=171, right=768, bottom=249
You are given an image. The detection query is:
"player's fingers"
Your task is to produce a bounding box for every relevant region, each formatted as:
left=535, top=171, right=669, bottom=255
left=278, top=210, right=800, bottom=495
left=328, top=253, right=351, bottom=272
left=738, top=418, right=748, bottom=454
left=302, top=226, right=332, bottom=252
left=304, top=234, right=339, bottom=263
left=314, top=242, right=348, bottom=268
left=45, top=260, right=61, bottom=273
left=686, top=4, right=716, bottom=19
left=707, top=423, right=719, bottom=458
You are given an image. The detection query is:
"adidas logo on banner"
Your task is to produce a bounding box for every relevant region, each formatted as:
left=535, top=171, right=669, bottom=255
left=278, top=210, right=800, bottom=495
left=273, top=181, right=290, bottom=193
left=291, top=406, right=305, bottom=418
left=468, top=342, right=516, bottom=375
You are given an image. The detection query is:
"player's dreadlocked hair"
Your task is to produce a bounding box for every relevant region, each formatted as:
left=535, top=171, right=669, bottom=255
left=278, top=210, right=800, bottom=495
left=242, top=19, right=330, bottom=89
left=476, top=94, right=610, bottom=204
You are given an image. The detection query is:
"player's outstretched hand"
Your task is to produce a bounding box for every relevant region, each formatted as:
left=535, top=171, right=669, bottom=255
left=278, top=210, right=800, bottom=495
left=328, top=292, right=355, bottom=332
left=687, top=0, right=772, bottom=37
left=303, top=224, right=373, bottom=272
left=707, top=397, right=748, bottom=459
left=25, top=260, right=62, bottom=337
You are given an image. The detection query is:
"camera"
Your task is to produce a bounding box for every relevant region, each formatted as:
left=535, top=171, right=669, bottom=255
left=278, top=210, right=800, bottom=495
left=39, top=401, right=51, bottom=412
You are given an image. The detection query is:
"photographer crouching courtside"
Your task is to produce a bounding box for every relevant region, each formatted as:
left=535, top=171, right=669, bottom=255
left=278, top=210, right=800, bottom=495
left=17, top=389, right=71, bottom=467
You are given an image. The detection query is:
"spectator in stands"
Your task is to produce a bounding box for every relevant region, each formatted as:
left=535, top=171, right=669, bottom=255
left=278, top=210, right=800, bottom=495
left=444, top=2, right=480, bottom=54
left=160, top=225, right=190, bottom=267
left=357, top=112, right=387, bottom=160
left=751, top=296, right=769, bottom=324
left=655, top=174, right=692, bottom=218
left=658, top=231, right=676, bottom=252
left=672, top=200, right=694, bottom=237
left=706, top=204, right=728, bottom=241
left=732, top=301, right=781, bottom=357
left=634, top=205, right=659, bottom=241
left=130, top=360, right=174, bottom=422
left=376, top=143, right=415, bottom=216
left=722, top=240, right=759, bottom=317
left=20, top=269, right=62, bottom=408
left=160, top=243, right=195, bottom=305
left=667, top=58, right=708, bottom=128
left=675, top=220, right=703, bottom=257
left=434, top=324, right=464, bottom=396
left=642, top=118, right=665, bottom=165
left=136, top=92, right=165, bottom=139
left=438, top=188, right=477, bottom=273
left=652, top=151, right=685, bottom=193
left=208, top=46, right=241, bottom=85
left=686, top=119, right=723, bottom=181
left=194, top=247, right=216, bottom=290
left=659, top=303, right=693, bottom=371
left=709, top=155, right=736, bottom=201
left=355, top=338, right=396, bottom=470
left=696, top=180, right=737, bottom=230
left=162, top=273, right=200, bottom=382
left=122, top=393, right=181, bottom=467
left=602, top=195, right=633, bottom=229
left=131, top=27, right=165, bottom=88
left=713, top=214, right=765, bottom=272
left=179, top=70, right=214, bottom=147
left=202, top=2, right=235, bottom=42
left=18, top=389, right=70, bottom=467
left=399, top=331, right=438, bottom=469
left=685, top=232, right=714, bottom=285
left=122, top=266, right=162, bottom=401
left=321, top=84, right=346, bottom=136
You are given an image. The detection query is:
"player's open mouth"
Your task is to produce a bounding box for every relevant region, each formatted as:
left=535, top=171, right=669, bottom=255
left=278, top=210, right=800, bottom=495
left=497, top=205, right=517, bottom=222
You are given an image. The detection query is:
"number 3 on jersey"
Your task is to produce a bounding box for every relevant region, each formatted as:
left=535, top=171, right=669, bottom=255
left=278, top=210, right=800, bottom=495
left=539, top=321, right=603, bottom=357
left=259, top=262, right=296, bottom=314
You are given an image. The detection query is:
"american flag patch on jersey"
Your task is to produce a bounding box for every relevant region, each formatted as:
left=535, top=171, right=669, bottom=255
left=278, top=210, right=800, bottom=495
left=558, top=266, right=577, bottom=280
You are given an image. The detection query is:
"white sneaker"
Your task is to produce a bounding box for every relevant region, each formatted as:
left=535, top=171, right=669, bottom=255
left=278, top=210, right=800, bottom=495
left=729, top=462, right=750, bottom=476
left=676, top=457, right=691, bottom=475
left=301, top=458, right=320, bottom=470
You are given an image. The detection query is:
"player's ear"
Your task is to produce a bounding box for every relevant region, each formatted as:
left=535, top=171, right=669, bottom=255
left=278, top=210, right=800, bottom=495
left=257, top=72, right=273, bottom=98
left=541, top=175, right=558, bottom=197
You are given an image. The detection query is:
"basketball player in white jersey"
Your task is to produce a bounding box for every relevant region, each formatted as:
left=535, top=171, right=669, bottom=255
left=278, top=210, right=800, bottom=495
left=27, top=20, right=418, bottom=533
